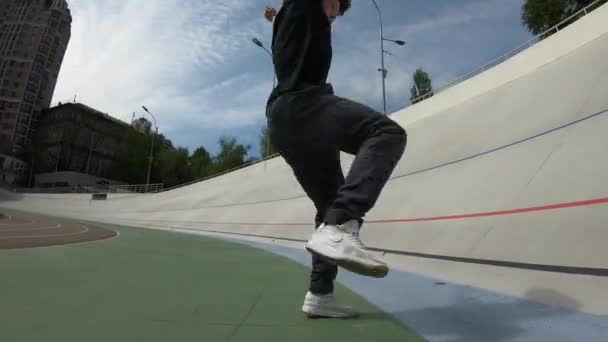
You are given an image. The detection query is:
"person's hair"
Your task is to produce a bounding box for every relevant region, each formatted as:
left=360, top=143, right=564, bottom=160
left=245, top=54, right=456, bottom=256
left=339, top=0, right=351, bottom=15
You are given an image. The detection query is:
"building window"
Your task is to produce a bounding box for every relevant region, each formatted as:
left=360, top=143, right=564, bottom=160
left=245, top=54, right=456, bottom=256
left=26, top=82, right=37, bottom=93
left=24, top=93, right=35, bottom=103
left=30, top=73, right=41, bottom=84
left=21, top=103, right=32, bottom=114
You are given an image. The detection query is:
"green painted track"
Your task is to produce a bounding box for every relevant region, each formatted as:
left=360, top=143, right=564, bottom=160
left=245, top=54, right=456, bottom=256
left=0, top=223, right=424, bottom=342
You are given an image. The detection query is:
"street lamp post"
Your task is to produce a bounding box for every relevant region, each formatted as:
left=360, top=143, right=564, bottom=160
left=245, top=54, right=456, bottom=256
left=142, top=105, right=158, bottom=192
left=251, top=37, right=276, bottom=163
left=370, top=0, right=406, bottom=114
left=252, top=37, right=276, bottom=88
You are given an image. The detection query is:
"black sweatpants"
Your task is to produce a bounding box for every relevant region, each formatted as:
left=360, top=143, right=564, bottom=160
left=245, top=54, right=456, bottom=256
left=266, top=84, right=407, bottom=295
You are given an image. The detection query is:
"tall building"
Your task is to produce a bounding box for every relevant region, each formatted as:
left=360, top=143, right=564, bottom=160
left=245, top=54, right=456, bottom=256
left=0, top=0, right=72, bottom=157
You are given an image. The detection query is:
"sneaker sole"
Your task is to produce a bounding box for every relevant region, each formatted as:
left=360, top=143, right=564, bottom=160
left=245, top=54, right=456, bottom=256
left=304, top=312, right=359, bottom=319
left=302, top=306, right=358, bottom=319
left=305, top=245, right=389, bottom=278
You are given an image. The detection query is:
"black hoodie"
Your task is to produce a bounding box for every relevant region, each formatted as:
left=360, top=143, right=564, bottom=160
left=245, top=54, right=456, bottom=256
left=268, top=0, right=332, bottom=105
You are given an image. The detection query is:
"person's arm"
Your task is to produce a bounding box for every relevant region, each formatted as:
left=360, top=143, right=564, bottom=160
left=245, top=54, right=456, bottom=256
left=264, top=0, right=321, bottom=25
left=264, top=1, right=315, bottom=37
left=267, top=1, right=316, bottom=86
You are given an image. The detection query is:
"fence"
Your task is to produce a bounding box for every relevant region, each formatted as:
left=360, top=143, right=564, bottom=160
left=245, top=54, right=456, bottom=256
left=12, top=183, right=164, bottom=194
left=407, top=0, right=606, bottom=104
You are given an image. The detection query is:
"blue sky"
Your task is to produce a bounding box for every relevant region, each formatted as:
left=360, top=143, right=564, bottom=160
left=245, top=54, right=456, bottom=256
left=52, top=0, right=531, bottom=157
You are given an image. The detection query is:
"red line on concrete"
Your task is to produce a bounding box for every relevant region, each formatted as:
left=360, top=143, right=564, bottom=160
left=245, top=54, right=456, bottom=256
left=369, top=197, right=608, bottom=224
left=104, top=197, right=608, bottom=226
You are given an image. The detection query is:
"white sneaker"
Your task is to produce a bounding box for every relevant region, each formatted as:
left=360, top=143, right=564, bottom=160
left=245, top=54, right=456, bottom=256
left=302, top=291, right=358, bottom=318
left=305, top=220, right=389, bottom=278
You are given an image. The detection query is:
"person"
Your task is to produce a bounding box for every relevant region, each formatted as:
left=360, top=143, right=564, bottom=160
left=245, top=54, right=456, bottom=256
left=264, top=0, right=407, bottom=318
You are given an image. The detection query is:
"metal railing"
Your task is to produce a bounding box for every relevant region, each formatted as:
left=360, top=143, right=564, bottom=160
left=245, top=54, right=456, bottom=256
left=12, top=183, right=164, bottom=194
left=108, top=183, right=164, bottom=194
left=161, top=156, right=280, bottom=193
left=407, top=0, right=606, bottom=105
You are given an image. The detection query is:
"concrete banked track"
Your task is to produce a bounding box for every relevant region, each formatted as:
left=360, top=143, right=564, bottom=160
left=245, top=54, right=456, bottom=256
left=2, top=3, right=608, bottom=318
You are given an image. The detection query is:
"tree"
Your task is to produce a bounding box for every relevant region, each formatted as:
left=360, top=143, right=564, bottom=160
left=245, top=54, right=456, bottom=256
left=189, top=146, right=212, bottom=179
left=157, top=146, right=191, bottom=187
left=110, top=129, right=149, bottom=184
left=522, top=0, right=606, bottom=35
left=212, top=135, right=252, bottom=173
left=410, top=68, right=434, bottom=105
left=259, top=125, right=279, bottom=159
left=109, top=127, right=186, bottom=186
left=110, top=132, right=254, bottom=187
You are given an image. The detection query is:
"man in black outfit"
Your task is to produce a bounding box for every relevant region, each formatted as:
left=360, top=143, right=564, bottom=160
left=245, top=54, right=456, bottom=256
left=264, top=0, right=407, bottom=318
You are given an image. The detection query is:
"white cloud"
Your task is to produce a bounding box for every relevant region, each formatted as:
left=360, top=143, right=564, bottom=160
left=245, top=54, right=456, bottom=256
left=330, top=0, right=526, bottom=111
left=52, top=0, right=528, bottom=152
left=54, top=0, right=263, bottom=135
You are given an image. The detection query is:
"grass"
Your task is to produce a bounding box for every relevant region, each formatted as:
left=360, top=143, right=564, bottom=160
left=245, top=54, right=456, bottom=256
left=0, top=223, right=425, bottom=342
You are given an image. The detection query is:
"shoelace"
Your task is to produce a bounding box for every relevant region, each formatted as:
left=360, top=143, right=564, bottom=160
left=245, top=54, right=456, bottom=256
left=346, top=231, right=365, bottom=249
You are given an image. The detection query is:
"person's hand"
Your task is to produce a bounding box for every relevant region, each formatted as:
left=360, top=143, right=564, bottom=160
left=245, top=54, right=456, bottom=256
left=322, top=0, right=340, bottom=22
left=264, top=6, right=277, bottom=22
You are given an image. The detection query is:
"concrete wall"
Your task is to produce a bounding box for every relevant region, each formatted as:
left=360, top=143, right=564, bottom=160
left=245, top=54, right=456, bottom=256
left=2, top=4, right=608, bottom=315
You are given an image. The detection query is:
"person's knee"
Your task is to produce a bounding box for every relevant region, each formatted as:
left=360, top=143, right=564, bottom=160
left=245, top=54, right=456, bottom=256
left=393, top=122, right=407, bottom=141
left=380, top=119, right=407, bottom=148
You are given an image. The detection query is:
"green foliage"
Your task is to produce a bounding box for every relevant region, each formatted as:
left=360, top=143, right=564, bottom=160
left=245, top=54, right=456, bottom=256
left=521, top=0, right=606, bottom=35
left=158, top=147, right=191, bottom=188
left=189, top=146, right=212, bottom=180
left=212, top=135, right=252, bottom=173
left=259, top=125, right=279, bottom=159
left=522, top=0, right=568, bottom=35
left=409, top=68, right=434, bottom=105
left=110, top=130, right=254, bottom=187
left=109, top=129, right=150, bottom=184
left=0, top=213, right=6, bottom=220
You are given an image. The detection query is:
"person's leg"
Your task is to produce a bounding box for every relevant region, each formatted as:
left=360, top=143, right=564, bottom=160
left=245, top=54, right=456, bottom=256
left=277, top=143, right=360, bottom=318
left=267, top=90, right=357, bottom=317
left=272, top=88, right=407, bottom=226
left=279, top=147, right=343, bottom=295
left=268, top=83, right=406, bottom=275
left=299, top=92, right=406, bottom=277
left=322, top=95, right=407, bottom=226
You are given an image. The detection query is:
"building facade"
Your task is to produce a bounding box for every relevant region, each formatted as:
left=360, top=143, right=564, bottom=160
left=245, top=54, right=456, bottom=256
left=132, top=117, right=152, bottom=135
left=33, top=103, right=132, bottom=185
left=0, top=153, right=27, bottom=185
left=0, top=0, right=72, bottom=156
